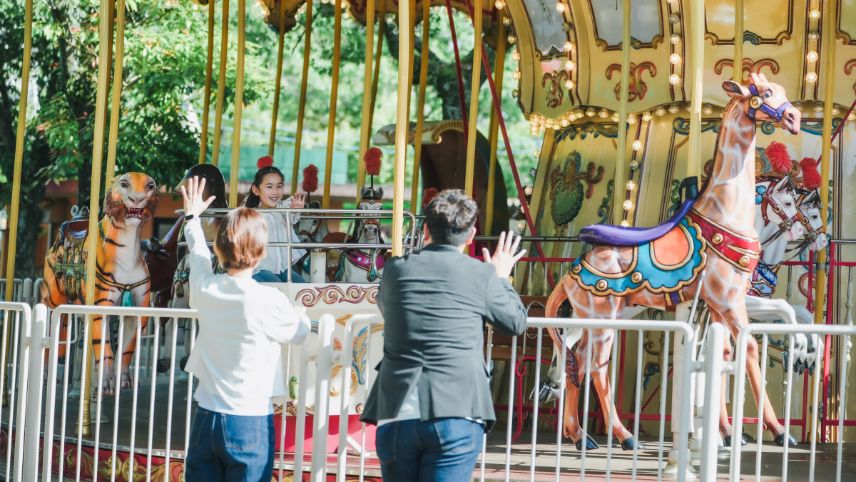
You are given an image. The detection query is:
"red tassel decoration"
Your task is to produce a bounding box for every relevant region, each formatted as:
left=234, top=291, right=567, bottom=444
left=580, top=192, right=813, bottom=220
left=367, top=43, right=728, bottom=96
left=765, top=142, right=792, bottom=174
left=365, top=147, right=382, bottom=176
left=422, top=187, right=439, bottom=209
left=302, top=164, right=319, bottom=193
left=799, top=157, right=821, bottom=190
left=257, top=155, right=274, bottom=169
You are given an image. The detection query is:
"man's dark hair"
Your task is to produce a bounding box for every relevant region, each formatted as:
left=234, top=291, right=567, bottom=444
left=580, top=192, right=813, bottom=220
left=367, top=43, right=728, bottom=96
left=424, top=189, right=479, bottom=246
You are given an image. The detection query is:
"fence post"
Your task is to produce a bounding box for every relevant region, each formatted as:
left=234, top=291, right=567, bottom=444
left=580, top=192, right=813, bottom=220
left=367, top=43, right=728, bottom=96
left=699, top=323, right=725, bottom=482
left=22, top=303, right=46, bottom=481
left=310, top=314, right=335, bottom=480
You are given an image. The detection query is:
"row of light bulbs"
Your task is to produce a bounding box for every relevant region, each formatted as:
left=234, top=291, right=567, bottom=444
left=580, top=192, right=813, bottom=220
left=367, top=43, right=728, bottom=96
left=805, top=6, right=822, bottom=84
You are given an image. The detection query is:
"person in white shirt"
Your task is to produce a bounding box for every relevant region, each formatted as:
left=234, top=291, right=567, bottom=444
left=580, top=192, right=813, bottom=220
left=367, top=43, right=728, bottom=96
left=180, top=176, right=310, bottom=482
left=244, top=157, right=307, bottom=283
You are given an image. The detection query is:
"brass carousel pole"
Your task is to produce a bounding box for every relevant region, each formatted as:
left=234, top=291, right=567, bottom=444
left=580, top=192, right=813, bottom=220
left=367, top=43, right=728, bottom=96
left=198, top=0, right=216, bottom=164
left=410, top=0, right=431, bottom=213
left=211, top=0, right=230, bottom=167
left=484, top=20, right=506, bottom=233
left=228, top=0, right=247, bottom=208
left=685, top=0, right=704, bottom=179
left=356, top=0, right=377, bottom=200
left=733, top=0, right=743, bottom=81
left=392, top=0, right=413, bottom=256
left=3, top=0, right=33, bottom=301
left=321, top=0, right=344, bottom=209
left=291, top=0, right=313, bottom=193
left=268, top=0, right=289, bottom=158
left=357, top=0, right=386, bottom=203
left=612, top=0, right=631, bottom=225
left=105, top=0, right=128, bottom=187
left=463, top=0, right=483, bottom=196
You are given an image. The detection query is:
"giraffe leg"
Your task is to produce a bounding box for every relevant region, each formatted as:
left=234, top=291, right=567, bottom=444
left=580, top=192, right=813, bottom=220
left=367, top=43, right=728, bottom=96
left=589, top=329, right=635, bottom=446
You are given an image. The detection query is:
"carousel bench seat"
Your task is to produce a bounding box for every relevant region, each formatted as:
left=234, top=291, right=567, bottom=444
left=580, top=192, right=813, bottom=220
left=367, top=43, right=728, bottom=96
left=579, top=198, right=696, bottom=247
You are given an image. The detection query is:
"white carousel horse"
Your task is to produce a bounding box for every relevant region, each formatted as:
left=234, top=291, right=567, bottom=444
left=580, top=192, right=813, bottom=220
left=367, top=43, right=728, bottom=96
left=336, top=218, right=386, bottom=283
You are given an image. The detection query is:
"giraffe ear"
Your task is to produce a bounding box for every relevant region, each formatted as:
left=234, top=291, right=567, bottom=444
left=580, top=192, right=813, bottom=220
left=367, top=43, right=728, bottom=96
left=722, top=80, right=750, bottom=98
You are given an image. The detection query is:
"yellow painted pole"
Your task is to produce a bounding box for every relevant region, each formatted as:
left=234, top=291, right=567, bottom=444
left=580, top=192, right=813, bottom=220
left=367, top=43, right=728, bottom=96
left=322, top=0, right=344, bottom=209
left=612, top=0, right=631, bottom=224
left=357, top=0, right=387, bottom=202
left=685, top=0, right=704, bottom=179
left=464, top=0, right=483, bottom=196
left=291, top=0, right=313, bottom=193
left=393, top=0, right=413, bottom=256
left=814, top=0, right=837, bottom=326
left=198, top=0, right=216, bottom=164
left=105, top=0, right=128, bottom=188
left=268, top=0, right=289, bottom=157
left=484, top=20, right=506, bottom=232
left=733, top=0, right=743, bottom=81
left=355, top=0, right=377, bottom=200
left=211, top=0, right=230, bottom=167
left=410, top=0, right=431, bottom=213
left=228, top=0, right=247, bottom=208
left=3, top=0, right=33, bottom=301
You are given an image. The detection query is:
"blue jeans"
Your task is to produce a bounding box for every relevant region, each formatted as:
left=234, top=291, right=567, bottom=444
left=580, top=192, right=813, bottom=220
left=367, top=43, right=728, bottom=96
left=184, top=407, right=274, bottom=482
left=253, top=269, right=305, bottom=283
left=375, top=418, right=484, bottom=482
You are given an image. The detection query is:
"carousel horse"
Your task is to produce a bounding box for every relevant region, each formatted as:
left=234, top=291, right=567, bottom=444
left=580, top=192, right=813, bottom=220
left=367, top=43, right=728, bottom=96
left=544, top=74, right=801, bottom=450
left=335, top=186, right=387, bottom=283
left=294, top=199, right=330, bottom=277
left=42, top=173, right=159, bottom=395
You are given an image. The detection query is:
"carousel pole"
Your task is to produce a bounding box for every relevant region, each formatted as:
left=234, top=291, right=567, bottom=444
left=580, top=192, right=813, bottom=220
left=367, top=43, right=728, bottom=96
left=392, top=0, right=413, bottom=256
left=733, top=0, right=743, bottom=82
left=321, top=0, right=344, bottom=209
left=814, top=0, right=837, bottom=327
left=685, top=0, right=704, bottom=179
left=291, top=0, right=313, bottom=193
left=463, top=0, right=483, bottom=196
left=410, top=0, right=431, bottom=213
left=198, top=0, right=216, bottom=164
left=211, top=0, right=230, bottom=167
left=268, top=0, right=289, bottom=157
left=357, top=1, right=388, bottom=203
left=484, top=20, right=506, bottom=232
left=228, top=0, right=248, bottom=208
left=612, top=0, right=631, bottom=225
left=105, top=0, right=128, bottom=187
left=3, top=0, right=33, bottom=301
left=355, top=0, right=376, bottom=201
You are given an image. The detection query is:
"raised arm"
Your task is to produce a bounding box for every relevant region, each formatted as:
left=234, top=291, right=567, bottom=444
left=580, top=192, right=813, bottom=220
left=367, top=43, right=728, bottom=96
left=482, top=231, right=528, bottom=336
left=180, top=177, right=217, bottom=298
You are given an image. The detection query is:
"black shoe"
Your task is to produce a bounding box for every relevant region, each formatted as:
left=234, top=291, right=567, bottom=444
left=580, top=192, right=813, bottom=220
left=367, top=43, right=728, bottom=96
left=574, top=434, right=599, bottom=451
left=621, top=437, right=642, bottom=451
left=775, top=433, right=798, bottom=447
left=723, top=433, right=750, bottom=447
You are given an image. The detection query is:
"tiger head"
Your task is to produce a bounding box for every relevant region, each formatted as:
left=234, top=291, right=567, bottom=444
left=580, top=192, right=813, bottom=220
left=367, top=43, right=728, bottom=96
left=103, top=172, right=159, bottom=227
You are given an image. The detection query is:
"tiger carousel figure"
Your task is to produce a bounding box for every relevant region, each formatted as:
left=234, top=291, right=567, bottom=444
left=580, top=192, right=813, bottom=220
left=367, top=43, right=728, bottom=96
left=43, top=172, right=159, bottom=395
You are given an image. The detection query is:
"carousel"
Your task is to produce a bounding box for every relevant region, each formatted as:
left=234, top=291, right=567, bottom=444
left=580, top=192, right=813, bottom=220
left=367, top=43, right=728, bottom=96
left=0, top=0, right=855, bottom=481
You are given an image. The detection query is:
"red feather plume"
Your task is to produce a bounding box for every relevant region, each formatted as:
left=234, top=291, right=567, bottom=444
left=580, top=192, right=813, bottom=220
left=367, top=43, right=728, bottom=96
left=302, top=164, right=319, bottom=193
left=257, top=155, right=274, bottom=169
left=765, top=142, right=792, bottom=174
left=422, top=187, right=439, bottom=209
left=365, top=147, right=382, bottom=176
left=800, top=157, right=821, bottom=190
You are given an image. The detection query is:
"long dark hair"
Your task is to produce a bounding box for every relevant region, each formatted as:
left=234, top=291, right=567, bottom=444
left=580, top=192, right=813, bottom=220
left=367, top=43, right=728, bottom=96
left=244, top=166, right=285, bottom=208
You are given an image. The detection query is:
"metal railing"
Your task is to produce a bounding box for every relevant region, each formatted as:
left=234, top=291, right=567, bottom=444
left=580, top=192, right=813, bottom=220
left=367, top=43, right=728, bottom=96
left=0, top=301, right=31, bottom=482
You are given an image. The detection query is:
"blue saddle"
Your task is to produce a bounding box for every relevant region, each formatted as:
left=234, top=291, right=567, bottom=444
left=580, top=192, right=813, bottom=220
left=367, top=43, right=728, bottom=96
left=580, top=199, right=696, bottom=247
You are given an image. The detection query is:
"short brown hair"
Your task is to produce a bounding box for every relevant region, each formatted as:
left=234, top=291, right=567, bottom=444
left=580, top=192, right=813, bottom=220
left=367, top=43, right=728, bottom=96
left=213, top=207, right=268, bottom=270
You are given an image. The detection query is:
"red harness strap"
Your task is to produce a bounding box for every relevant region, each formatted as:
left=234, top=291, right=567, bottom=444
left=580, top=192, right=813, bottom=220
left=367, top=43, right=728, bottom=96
left=688, top=209, right=761, bottom=273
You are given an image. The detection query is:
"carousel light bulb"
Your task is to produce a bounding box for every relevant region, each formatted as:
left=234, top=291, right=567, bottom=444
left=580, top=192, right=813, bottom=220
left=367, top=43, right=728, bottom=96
left=669, top=13, right=680, bottom=23
left=630, top=161, right=640, bottom=170
left=508, top=34, right=517, bottom=44
left=512, top=51, right=521, bottom=61
left=627, top=115, right=637, bottom=124
left=632, top=140, right=643, bottom=151
left=556, top=2, right=566, bottom=13
left=495, top=0, right=506, bottom=9
left=849, top=112, right=856, bottom=121
left=656, top=107, right=666, bottom=116
left=670, top=53, right=682, bottom=64
left=560, top=119, right=570, bottom=127
left=586, top=108, right=595, bottom=117
left=808, top=32, right=819, bottom=41
left=620, top=220, right=632, bottom=227
left=833, top=107, right=841, bottom=115
left=502, top=16, right=512, bottom=26
left=668, top=104, right=679, bottom=114
left=667, top=0, right=679, bottom=3
left=809, top=9, right=821, bottom=20
left=626, top=180, right=637, bottom=190
left=564, top=60, right=576, bottom=70
left=513, top=70, right=521, bottom=80
left=805, top=72, right=818, bottom=83
left=563, top=41, right=574, bottom=52
left=598, top=109, right=609, bottom=119
left=703, top=105, right=713, bottom=115
left=670, top=34, right=681, bottom=44
left=622, top=200, right=634, bottom=211
left=564, top=79, right=575, bottom=89
left=642, top=112, right=653, bottom=122
left=669, top=74, right=681, bottom=85
left=612, top=113, right=620, bottom=121
left=806, top=51, right=819, bottom=62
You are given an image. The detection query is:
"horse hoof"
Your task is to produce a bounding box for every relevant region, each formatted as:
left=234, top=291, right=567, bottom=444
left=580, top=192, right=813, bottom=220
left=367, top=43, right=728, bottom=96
left=574, top=434, right=599, bottom=451
left=775, top=433, right=797, bottom=447
left=723, top=433, right=751, bottom=447
left=621, top=437, right=641, bottom=451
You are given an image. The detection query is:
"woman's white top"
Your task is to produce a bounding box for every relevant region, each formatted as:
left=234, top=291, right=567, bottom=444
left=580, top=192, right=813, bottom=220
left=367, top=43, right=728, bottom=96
left=255, top=198, right=307, bottom=275
left=184, top=217, right=310, bottom=416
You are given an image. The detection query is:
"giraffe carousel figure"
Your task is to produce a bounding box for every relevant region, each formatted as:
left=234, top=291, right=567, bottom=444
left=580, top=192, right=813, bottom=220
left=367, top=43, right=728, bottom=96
left=545, top=73, right=802, bottom=451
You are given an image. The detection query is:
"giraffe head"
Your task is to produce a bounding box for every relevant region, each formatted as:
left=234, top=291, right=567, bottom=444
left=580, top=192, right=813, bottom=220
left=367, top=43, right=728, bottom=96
left=722, top=73, right=801, bottom=135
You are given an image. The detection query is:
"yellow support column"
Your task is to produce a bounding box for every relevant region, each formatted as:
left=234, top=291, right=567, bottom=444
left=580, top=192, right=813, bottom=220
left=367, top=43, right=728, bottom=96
left=291, top=0, right=313, bottom=193
left=211, top=0, right=230, bottom=167
left=268, top=0, right=289, bottom=157
left=393, top=0, right=413, bottom=256
left=357, top=1, right=387, bottom=202
left=410, top=0, right=432, bottom=213
left=105, top=0, right=128, bottom=188
left=612, top=0, right=631, bottom=225
left=464, top=0, right=483, bottom=196
left=733, top=0, right=743, bottom=81
left=198, top=0, right=216, bottom=164
left=356, top=0, right=377, bottom=200
left=3, top=0, right=33, bottom=301
left=685, top=0, right=704, bottom=179
left=228, top=0, right=247, bottom=208
left=322, top=0, right=344, bottom=209
left=484, top=20, right=506, bottom=231
left=814, top=0, right=837, bottom=325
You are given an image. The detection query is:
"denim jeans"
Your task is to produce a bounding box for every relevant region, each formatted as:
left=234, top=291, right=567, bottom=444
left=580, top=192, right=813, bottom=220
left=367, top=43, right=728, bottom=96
left=253, top=269, right=305, bottom=283
left=184, top=407, right=274, bottom=482
left=375, top=418, right=484, bottom=482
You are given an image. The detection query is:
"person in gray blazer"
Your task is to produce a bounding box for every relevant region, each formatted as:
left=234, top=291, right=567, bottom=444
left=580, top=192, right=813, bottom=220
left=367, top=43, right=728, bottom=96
left=361, top=189, right=528, bottom=481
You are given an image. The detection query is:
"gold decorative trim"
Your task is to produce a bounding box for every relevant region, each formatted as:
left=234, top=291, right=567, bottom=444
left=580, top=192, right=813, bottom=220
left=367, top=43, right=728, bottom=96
left=296, top=285, right=379, bottom=307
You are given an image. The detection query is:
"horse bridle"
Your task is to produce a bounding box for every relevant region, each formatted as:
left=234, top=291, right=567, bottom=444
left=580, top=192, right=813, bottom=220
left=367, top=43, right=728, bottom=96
left=760, top=180, right=802, bottom=246
left=747, top=84, right=793, bottom=122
